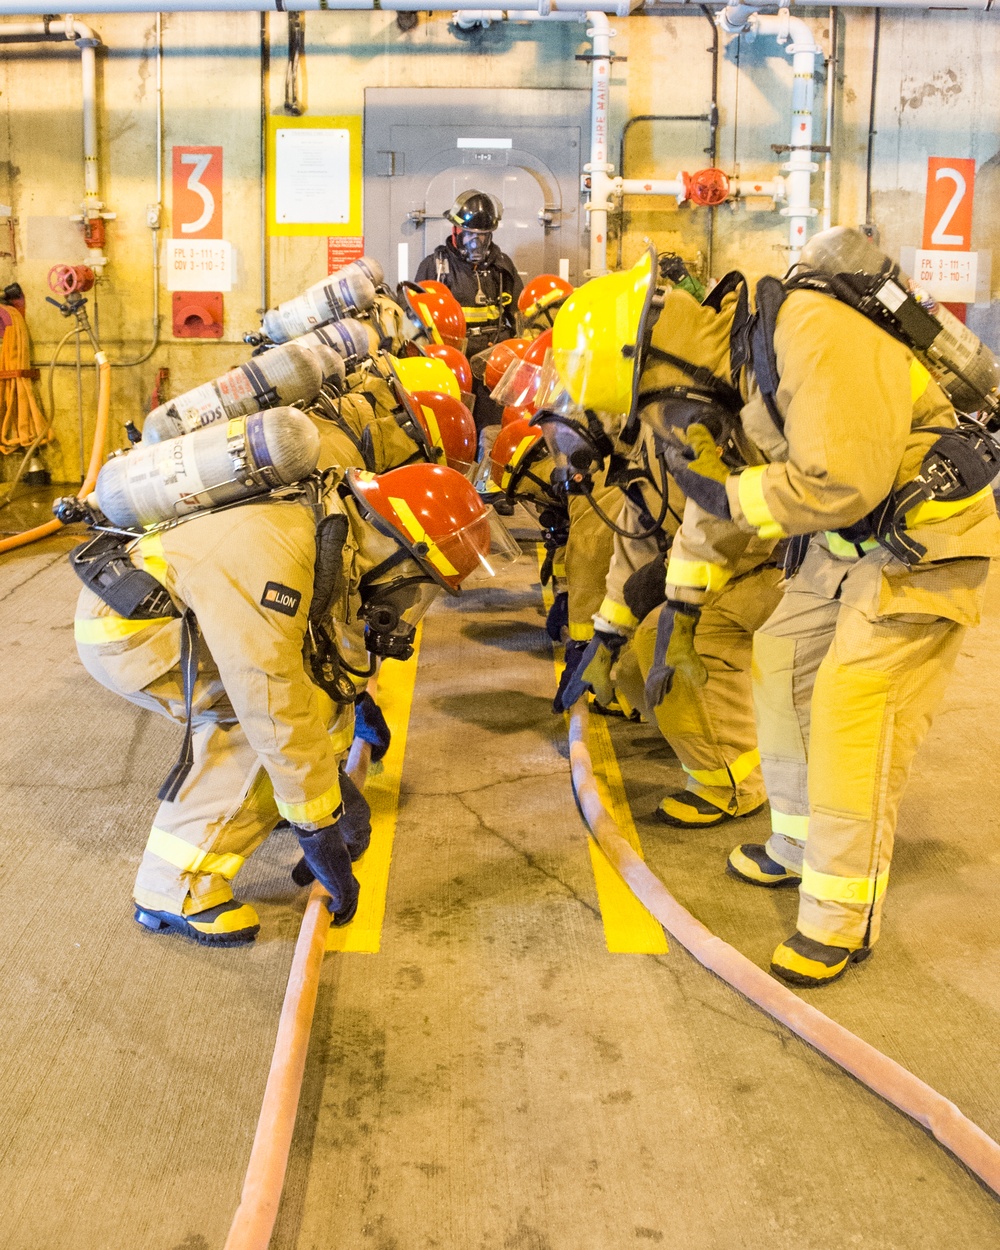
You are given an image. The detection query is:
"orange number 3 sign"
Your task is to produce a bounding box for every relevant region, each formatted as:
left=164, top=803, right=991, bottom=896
left=922, top=157, right=975, bottom=251
left=172, top=146, right=223, bottom=239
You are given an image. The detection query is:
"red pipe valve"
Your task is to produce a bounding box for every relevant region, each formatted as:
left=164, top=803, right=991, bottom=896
left=48, top=264, right=96, bottom=296
left=684, top=168, right=731, bottom=207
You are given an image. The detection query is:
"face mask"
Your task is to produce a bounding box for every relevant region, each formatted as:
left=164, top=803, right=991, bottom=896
left=456, top=229, right=493, bottom=263
left=360, top=573, right=441, bottom=661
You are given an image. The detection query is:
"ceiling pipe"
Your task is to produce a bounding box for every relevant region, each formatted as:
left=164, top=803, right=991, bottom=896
left=719, top=0, right=995, bottom=26
left=0, top=0, right=635, bottom=13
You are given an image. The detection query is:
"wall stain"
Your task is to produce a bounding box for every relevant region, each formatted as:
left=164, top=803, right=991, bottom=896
left=901, top=68, right=962, bottom=111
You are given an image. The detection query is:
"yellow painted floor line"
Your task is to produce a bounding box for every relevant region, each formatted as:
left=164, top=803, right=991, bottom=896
left=327, top=623, right=422, bottom=954
left=537, top=545, right=668, bottom=955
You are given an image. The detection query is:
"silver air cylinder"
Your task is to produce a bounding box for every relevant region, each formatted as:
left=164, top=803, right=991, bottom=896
left=310, top=318, right=376, bottom=366
left=97, top=407, right=321, bottom=529
left=297, top=332, right=348, bottom=390
left=800, top=227, right=1000, bottom=416
left=142, top=342, right=322, bottom=445
left=262, top=260, right=381, bottom=343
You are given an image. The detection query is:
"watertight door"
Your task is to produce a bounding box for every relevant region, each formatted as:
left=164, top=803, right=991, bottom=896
left=364, top=87, right=590, bottom=286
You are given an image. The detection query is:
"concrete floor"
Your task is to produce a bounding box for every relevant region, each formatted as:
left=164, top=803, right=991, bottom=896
left=1, top=515, right=998, bottom=1250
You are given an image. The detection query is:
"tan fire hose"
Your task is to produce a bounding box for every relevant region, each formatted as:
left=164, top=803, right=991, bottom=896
left=223, top=733, right=373, bottom=1250
left=0, top=350, right=110, bottom=555
left=567, top=698, right=1000, bottom=1197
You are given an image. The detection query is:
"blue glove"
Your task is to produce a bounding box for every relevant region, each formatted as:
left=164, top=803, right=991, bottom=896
left=552, top=638, right=588, bottom=713
left=354, top=690, right=391, bottom=762
left=557, top=629, right=626, bottom=711
left=293, top=818, right=360, bottom=924
left=292, top=769, right=370, bottom=877
left=545, top=591, right=569, bottom=642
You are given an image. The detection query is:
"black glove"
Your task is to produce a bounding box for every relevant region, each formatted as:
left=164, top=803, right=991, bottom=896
left=644, top=601, right=708, bottom=709
left=293, top=818, right=360, bottom=925
left=552, top=638, right=588, bottom=713
left=623, top=557, right=667, bottom=624
left=662, top=423, right=732, bottom=520
left=294, top=769, right=371, bottom=883
left=557, top=628, right=626, bottom=711
left=545, top=591, right=569, bottom=642
left=354, top=690, right=391, bottom=762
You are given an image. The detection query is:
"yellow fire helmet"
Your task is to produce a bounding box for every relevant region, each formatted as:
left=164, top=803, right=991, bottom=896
left=389, top=354, right=461, bottom=402
left=551, top=245, right=659, bottom=419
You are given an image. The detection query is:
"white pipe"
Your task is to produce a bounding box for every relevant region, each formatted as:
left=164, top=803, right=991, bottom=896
left=728, top=10, right=820, bottom=263
left=719, top=0, right=994, bottom=27
left=452, top=10, right=588, bottom=25
left=585, top=11, right=612, bottom=275
left=0, top=19, right=105, bottom=265
left=1, top=0, right=634, bottom=12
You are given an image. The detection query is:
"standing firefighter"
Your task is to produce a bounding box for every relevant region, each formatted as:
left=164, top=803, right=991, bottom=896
left=415, top=191, right=523, bottom=435
left=71, top=431, right=515, bottom=944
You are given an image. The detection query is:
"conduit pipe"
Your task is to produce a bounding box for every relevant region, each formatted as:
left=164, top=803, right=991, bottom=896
left=566, top=699, right=1000, bottom=1198
left=0, top=20, right=107, bottom=268
left=224, top=732, right=375, bottom=1250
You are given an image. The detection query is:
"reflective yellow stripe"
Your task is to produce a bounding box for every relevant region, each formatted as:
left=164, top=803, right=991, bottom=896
left=328, top=721, right=355, bottom=755
left=906, top=484, right=993, bottom=527
left=737, top=466, right=786, bottom=540
left=552, top=560, right=567, bottom=579
left=275, top=780, right=343, bottom=827
left=598, top=596, right=639, bottom=630
left=683, top=747, right=760, bottom=789
left=419, top=402, right=444, bottom=452
left=771, top=808, right=809, bottom=841
left=568, top=621, right=594, bottom=641
left=74, top=614, right=174, bottom=644
left=462, top=305, right=501, bottom=324
left=910, top=358, right=931, bottom=403
left=665, top=556, right=731, bottom=593
left=136, top=532, right=169, bottom=586
left=387, top=495, right=460, bottom=578
left=801, top=863, right=889, bottom=906
left=145, top=826, right=245, bottom=879
left=824, top=531, right=879, bottom=560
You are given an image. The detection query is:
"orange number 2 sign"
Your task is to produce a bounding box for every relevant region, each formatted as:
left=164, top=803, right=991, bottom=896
left=922, top=157, right=975, bottom=251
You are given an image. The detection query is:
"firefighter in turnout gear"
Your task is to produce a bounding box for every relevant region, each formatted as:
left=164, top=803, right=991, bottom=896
left=568, top=245, right=1000, bottom=986
left=550, top=252, right=783, bottom=829
left=415, top=190, right=523, bottom=434
left=73, top=460, right=509, bottom=945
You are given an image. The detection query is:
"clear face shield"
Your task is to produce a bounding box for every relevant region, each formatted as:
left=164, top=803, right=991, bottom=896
left=455, top=505, right=523, bottom=586
left=455, top=228, right=493, bottom=264
left=532, top=359, right=611, bottom=496
left=489, top=355, right=543, bottom=411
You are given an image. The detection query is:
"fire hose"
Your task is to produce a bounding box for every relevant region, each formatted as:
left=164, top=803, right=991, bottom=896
left=223, top=729, right=374, bottom=1250
left=567, top=698, right=1000, bottom=1197
left=0, top=347, right=110, bottom=555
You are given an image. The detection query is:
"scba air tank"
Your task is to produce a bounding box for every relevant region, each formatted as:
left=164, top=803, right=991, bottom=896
left=308, top=318, right=376, bottom=366
left=296, top=332, right=348, bottom=390
left=142, top=342, right=322, bottom=444
left=800, top=226, right=1000, bottom=416
left=96, top=407, right=321, bottom=529
left=262, top=258, right=383, bottom=344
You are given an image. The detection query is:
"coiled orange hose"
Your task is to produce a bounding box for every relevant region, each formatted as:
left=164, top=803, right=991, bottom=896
left=0, top=306, right=46, bottom=455
left=0, top=350, right=110, bottom=555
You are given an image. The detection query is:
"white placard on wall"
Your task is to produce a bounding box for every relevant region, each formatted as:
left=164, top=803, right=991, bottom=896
left=165, top=239, right=234, bottom=292
left=274, top=127, right=351, bottom=225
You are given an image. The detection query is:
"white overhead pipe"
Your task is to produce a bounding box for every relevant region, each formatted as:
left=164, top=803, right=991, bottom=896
left=720, top=7, right=821, bottom=261
left=0, top=18, right=108, bottom=267
left=1, top=0, right=633, bottom=13
left=719, top=0, right=996, bottom=25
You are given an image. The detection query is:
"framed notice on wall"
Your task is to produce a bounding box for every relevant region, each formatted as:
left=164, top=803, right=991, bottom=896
left=266, top=115, right=362, bottom=238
